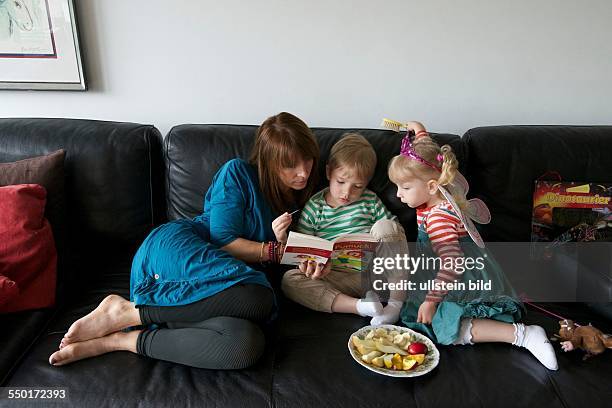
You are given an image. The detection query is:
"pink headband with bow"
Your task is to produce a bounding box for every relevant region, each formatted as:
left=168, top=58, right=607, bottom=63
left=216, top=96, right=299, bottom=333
left=400, top=133, right=443, bottom=172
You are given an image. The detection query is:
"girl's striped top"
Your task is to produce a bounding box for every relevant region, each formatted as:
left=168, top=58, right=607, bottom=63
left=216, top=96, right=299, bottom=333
left=417, top=201, right=469, bottom=303
left=296, top=188, right=395, bottom=241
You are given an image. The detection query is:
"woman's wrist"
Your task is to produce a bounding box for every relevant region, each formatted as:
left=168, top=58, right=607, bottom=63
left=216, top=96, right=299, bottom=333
left=265, top=241, right=285, bottom=263
left=278, top=242, right=285, bottom=262
left=259, top=241, right=267, bottom=262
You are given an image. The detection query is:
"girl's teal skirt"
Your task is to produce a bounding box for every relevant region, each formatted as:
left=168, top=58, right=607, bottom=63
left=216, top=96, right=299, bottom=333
left=400, top=223, right=524, bottom=345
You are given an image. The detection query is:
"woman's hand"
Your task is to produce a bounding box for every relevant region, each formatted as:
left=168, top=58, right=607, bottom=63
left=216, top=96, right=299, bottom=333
left=416, top=301, right=438, bottom=324
left=272, top=212, right=292, bottom=243
left=298, top=260, right=331, bottom=280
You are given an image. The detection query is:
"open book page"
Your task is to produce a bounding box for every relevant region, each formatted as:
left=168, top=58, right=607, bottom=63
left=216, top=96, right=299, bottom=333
left=331, top=233, right=378, bottom=273
left=281, top=232, right=334, bottom=266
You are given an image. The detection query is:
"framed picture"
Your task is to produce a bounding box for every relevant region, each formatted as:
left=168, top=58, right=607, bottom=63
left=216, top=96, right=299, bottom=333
left=0, top=0, right=86, bottom=90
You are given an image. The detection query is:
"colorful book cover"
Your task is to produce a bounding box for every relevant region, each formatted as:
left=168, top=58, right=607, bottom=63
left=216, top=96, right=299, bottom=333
left=331, top=240, right=378, bottom=273
left=531, top=181, right=612, bottom=252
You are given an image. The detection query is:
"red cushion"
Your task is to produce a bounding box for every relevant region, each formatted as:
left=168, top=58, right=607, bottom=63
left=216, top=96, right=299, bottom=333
left=0, top=184, right=57, bottom=313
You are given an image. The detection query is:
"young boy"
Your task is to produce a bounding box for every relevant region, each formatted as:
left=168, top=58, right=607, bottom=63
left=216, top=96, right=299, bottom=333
left=280, top=133, right=409, bottom=325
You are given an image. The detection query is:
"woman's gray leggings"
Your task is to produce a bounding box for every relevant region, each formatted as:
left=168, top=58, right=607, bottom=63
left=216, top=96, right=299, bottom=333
left=136, top=284, right=274, bottom=369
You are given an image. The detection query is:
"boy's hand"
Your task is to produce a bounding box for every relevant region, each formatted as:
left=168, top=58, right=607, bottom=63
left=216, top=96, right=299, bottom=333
left=311, top=262, right=332, bottom=279
left=416, top=301, right=437, bottom=324
left=299, top=260, right=331, bottom=280
left=272, top=212, right=292, bottom=243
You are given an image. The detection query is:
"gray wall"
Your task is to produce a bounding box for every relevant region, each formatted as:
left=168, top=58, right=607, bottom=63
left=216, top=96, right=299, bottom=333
left=2, top=0, right=612, bottom=136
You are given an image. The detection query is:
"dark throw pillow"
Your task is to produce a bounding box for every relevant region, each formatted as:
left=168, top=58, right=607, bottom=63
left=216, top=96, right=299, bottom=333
left=0, top=149, right=66, bottom=257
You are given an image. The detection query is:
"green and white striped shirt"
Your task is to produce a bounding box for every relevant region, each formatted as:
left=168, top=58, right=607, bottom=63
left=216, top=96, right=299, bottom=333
left=296, top=188, right=395, bottom=241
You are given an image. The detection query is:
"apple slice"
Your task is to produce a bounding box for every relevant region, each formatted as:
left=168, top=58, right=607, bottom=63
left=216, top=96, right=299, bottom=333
left=383, top=353, right=394, bottom=368
left=402, top=358, right=418, bottom=370
left=407, top=353, right=425, bottom=365
left=371, top=356, right=385, bottom=368
left=392, top=353, right=403, bottom=370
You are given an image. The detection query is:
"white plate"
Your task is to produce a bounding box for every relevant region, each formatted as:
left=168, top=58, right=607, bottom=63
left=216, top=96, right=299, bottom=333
left=348, top=324, right=440, bottom=377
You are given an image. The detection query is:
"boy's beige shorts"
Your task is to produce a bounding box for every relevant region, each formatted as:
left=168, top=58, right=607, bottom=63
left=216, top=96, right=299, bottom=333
left=281, top=219, right=409, bottom=312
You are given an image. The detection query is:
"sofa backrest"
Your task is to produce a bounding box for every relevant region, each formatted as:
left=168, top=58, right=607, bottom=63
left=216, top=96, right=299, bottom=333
left=165, top=124, right=465, bottom=241
left=0, top=118, right=165, bottom=286
left=464, top=125, right=612, bottom=241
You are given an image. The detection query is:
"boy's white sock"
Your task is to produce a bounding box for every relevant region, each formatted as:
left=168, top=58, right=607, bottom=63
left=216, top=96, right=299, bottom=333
left=370, top=299, right=403, bottom=325
left=356, top=291, right=383, bottom=317
left=513, top=323, right=558, bottom=371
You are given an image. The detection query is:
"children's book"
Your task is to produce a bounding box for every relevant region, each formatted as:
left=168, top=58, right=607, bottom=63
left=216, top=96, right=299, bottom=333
left=281, top=231, right=379, bottom=272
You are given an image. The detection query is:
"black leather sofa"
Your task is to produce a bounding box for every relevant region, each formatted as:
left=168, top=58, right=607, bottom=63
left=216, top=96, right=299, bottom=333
left=1, top=118, right=611, bottom=407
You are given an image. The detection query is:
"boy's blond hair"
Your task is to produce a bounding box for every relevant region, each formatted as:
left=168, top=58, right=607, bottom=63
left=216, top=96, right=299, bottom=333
left=328, top=133, right=377, bottom=181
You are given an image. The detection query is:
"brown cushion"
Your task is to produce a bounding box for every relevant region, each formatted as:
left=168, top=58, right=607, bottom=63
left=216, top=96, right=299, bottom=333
left=0, top=150, right=66, bottom=253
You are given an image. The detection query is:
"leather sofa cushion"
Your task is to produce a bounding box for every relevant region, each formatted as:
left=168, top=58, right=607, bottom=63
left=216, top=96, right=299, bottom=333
left=0, top=118, right=165, bottom=276
left=0, top=308, right=56, bottom=385
left=463, top=126, right=612, bottom=241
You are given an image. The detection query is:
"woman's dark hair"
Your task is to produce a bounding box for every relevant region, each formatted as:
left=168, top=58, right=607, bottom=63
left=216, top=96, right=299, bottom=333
left=250, top=112, right=319, bottom=213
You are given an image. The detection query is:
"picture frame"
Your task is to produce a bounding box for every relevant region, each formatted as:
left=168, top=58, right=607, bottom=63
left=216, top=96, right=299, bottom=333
left=0, top=0, right=86, bottom=90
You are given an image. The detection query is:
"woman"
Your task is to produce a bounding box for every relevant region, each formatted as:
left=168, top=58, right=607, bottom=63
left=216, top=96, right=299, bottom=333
left=49, top=112, right=319, bottom=369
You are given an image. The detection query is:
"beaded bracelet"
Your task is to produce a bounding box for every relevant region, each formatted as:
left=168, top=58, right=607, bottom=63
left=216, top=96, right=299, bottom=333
left=266, top=241, right=285, bottom=263
left=267, top=241, right=274, bottom=263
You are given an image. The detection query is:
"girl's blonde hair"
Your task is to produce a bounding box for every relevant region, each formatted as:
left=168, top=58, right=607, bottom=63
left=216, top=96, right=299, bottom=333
left=328, top=133, right=377, bottom=181
left=388, top=135, right=458, bottom=188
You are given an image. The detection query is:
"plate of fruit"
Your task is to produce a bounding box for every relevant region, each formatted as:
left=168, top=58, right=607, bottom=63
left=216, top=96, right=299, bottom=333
left=348, top=325, right=439, bottom=377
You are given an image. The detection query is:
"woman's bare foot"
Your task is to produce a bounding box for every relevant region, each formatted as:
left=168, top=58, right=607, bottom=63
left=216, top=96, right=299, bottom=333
left=49, top=330, right=140, bottom=366
left=61, top=295, right=141, bottom=346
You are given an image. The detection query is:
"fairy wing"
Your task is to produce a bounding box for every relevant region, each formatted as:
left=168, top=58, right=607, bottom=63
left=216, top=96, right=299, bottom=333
left=467, top=198, right=491, bottom=224
left=442, top=170, right=491, bottom=224
left=438, top=185, right=487, bottom=248
left=448, top=172, right=470, bottom=196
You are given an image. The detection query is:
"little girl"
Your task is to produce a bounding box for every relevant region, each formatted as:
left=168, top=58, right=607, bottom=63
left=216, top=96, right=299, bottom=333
left=387, top=121, right=558, bottom=371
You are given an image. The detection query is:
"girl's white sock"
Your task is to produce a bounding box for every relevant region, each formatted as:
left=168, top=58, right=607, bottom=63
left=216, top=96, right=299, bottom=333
left=356, top=291, right=383, bottom=317
left=513, top=323, right=558, bottom=370
left=370, top=299, right=403, bottom=325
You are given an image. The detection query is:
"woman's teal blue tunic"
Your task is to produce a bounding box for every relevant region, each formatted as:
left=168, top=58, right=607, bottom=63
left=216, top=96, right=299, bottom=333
left=130, top=159, right=276, bottom=306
